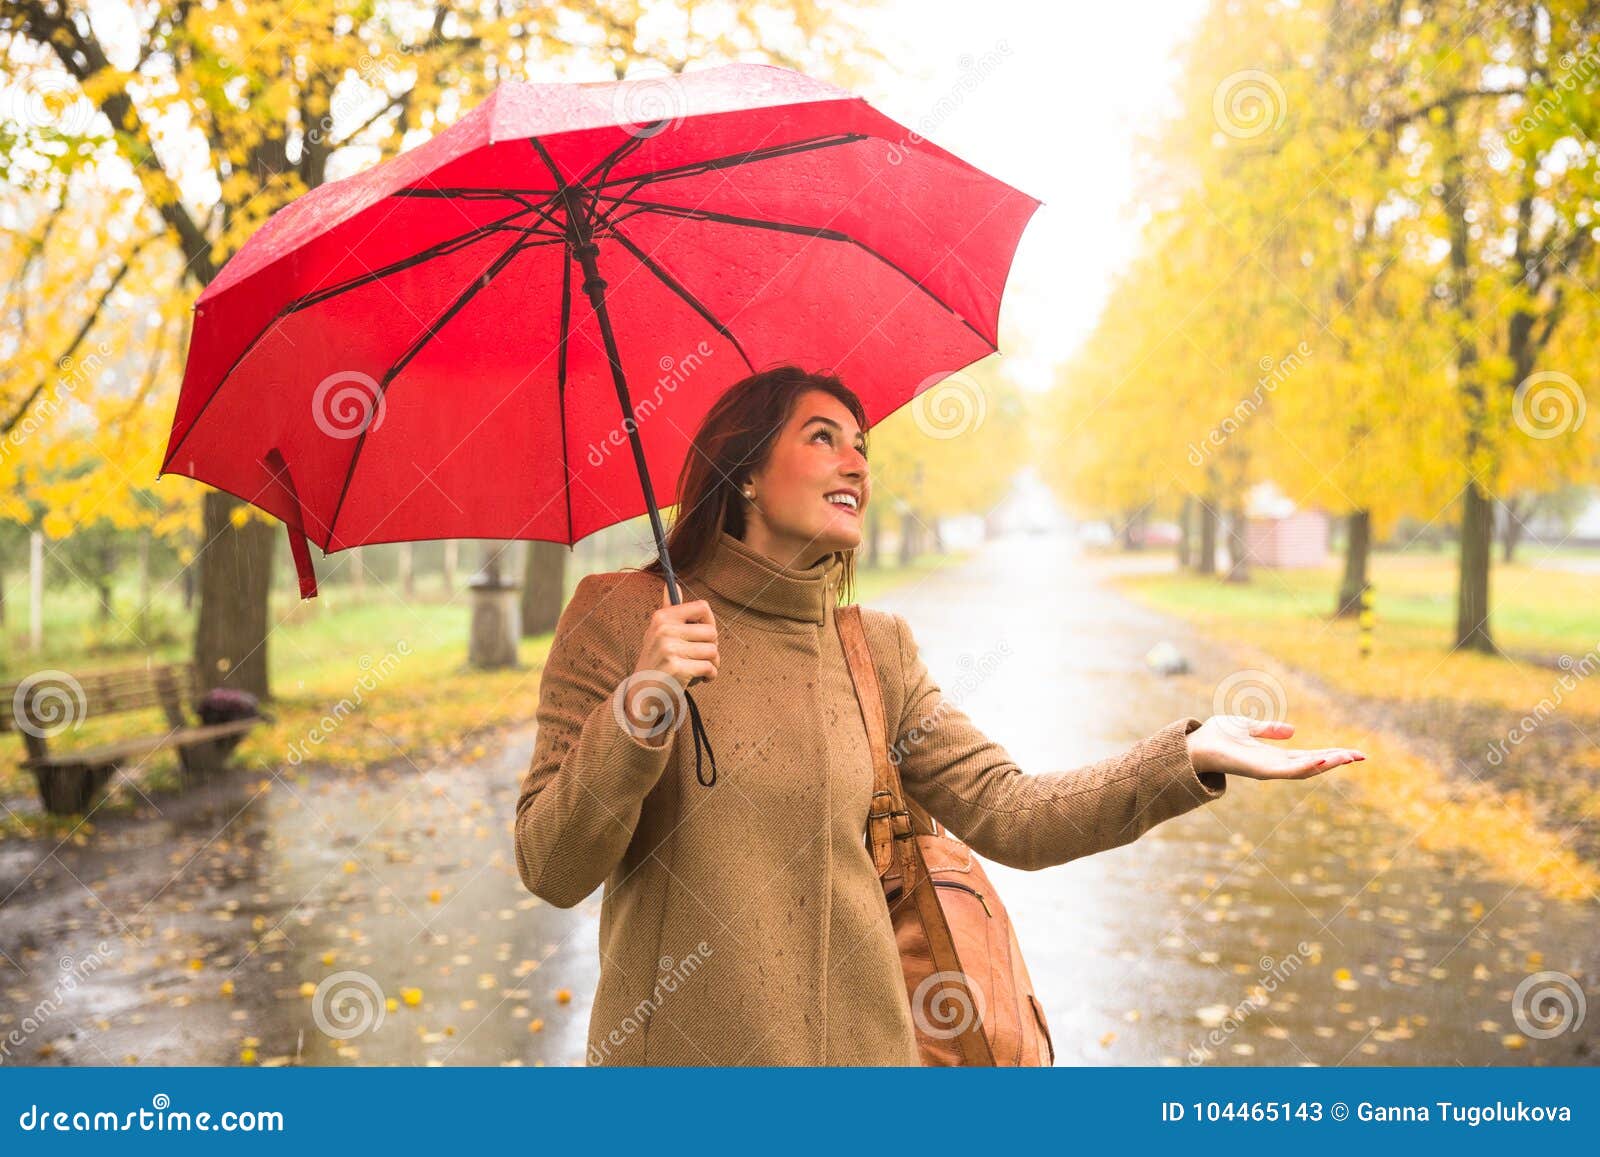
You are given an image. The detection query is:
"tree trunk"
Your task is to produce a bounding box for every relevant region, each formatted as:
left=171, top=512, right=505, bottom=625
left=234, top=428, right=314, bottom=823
left=1499, top=496, right=1533, bottom=564
left=520, top=539, right=567, bottom=636
left=443, top=540, right=458, bottom=594
left=30, top=530, right=44, bottom=653
left=1442, top=111, right=1495, bottom=655
left=1335, top=509, right=1371, bottom=617
left=137, top=528, right=151, bottom=635
left=1177, top=495, right=1193, bottom=569
left=1121, top=507, right=1141, bottom=551
left=399, top=541, right=415, bottom=599
left=898, top=509, right=917, bottom=566
left=95, top=540, right=115, bottom=623
left=1456, top=482, right=1495, bottom=652
left=866, top=503, right=882, bottom=568
left=194, top=491, right=275, bottom=698
left=1224, top=501, right=1251, bottom=583
left=1196, top=498, right=1218, bottom=575
left=349, top=546, right=365, bottom=601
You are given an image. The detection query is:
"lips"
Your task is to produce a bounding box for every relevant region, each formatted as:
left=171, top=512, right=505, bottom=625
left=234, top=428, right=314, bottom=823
left=824, top=491, right=860, bottom=516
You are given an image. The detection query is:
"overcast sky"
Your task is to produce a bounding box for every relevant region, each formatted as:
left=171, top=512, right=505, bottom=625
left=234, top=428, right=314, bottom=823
left=854, top=0, right=1209, bottom=392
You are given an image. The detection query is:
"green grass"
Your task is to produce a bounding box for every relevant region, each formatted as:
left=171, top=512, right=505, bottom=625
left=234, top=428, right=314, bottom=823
left=1123, top=548, right=1600, bottom=654
left=1110, top=545, right=1600, bottom=713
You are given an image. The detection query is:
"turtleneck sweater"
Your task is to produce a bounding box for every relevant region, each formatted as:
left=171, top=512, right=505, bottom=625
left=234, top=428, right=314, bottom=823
left=513, top=529, right=1226, bottom=1065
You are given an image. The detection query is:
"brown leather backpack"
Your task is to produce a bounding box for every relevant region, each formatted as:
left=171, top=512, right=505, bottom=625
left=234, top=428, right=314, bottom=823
left=836, top=604, right=1054, bottom=1067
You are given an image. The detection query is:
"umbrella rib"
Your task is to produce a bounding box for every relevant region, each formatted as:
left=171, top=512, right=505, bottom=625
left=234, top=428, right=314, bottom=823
left=160, top=206, right=537, bottom=474
left=589, top=207, right=755, bottom=374
left=557, top=230, right=575, bottom=543
left=524, top=138, right=582, bottom=544
left=395, top=135, right=870, bottom=205
left=595, top=195, right=993, bottom=348
left=576, top=131, right=650, bottom=212
left=597, top=132, right=869, bottom=194
left=287, top=207, right=541, bottom=313
left=394, top=187, right=556, bottom=200
left=393, top=188, right=557, bottom=200
left=323, top=233, right=541, bottom=549
left=393, top=186, right=577, bottom=243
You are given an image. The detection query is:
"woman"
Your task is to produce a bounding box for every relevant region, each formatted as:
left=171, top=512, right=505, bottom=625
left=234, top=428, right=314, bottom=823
left=513, top=365, right=1365, bottom=1066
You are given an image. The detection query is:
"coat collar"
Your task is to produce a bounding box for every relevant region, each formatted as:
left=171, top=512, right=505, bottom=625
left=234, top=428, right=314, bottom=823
left=686, top=530, right=845, bottom=625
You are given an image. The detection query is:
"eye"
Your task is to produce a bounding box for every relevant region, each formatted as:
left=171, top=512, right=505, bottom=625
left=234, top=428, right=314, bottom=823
left=813, top=428, right=867, bottom=457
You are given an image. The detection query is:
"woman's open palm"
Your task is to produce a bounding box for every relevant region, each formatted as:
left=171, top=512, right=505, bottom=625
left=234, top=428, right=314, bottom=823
left=1186, top=717, right=1366, bottom=780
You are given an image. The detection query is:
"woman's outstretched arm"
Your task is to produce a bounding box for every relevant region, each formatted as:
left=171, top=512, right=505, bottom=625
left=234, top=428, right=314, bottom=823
left=886, top=612, right=1219, bottom=872
left=886, top=612, right=1224, bottom=870
left=513, top=574, right=674, bottom=908
left=886, top=614, right=1364, bottom=871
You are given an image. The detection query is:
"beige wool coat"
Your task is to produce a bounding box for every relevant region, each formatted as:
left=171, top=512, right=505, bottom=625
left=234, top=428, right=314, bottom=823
left=513, top=529, right=1228, bottom=1065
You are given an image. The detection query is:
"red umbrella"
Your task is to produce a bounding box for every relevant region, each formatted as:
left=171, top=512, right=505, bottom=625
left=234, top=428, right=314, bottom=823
left=159, top=62, right=1038, bottom=784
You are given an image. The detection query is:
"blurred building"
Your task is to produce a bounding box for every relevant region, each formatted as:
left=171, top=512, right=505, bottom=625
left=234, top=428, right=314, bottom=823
left=1244, top=482, right=1330, bottom=569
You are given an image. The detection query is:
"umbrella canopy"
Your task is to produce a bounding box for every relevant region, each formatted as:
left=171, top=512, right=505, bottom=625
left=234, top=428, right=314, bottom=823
left=158, top=62, right=1040, bottom=601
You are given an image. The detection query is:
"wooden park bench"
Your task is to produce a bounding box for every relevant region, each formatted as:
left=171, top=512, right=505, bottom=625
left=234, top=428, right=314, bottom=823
left=1, top=663, right=264, bottom=815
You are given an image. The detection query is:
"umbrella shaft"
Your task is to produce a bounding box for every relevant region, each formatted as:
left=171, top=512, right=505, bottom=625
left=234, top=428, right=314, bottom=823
left=564, top=193, right=684, bottom=605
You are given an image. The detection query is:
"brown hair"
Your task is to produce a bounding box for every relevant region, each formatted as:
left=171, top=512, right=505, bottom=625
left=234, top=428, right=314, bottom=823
left=636, top=365, right=868, bottom=605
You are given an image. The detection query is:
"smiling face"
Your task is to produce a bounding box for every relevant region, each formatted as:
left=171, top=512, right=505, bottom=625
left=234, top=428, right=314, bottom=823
left=740, top=388, right=870, bottom=570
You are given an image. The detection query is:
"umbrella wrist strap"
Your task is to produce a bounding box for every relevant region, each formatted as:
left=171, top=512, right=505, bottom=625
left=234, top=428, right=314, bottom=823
left=684, top=691, right=718, bottom=787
